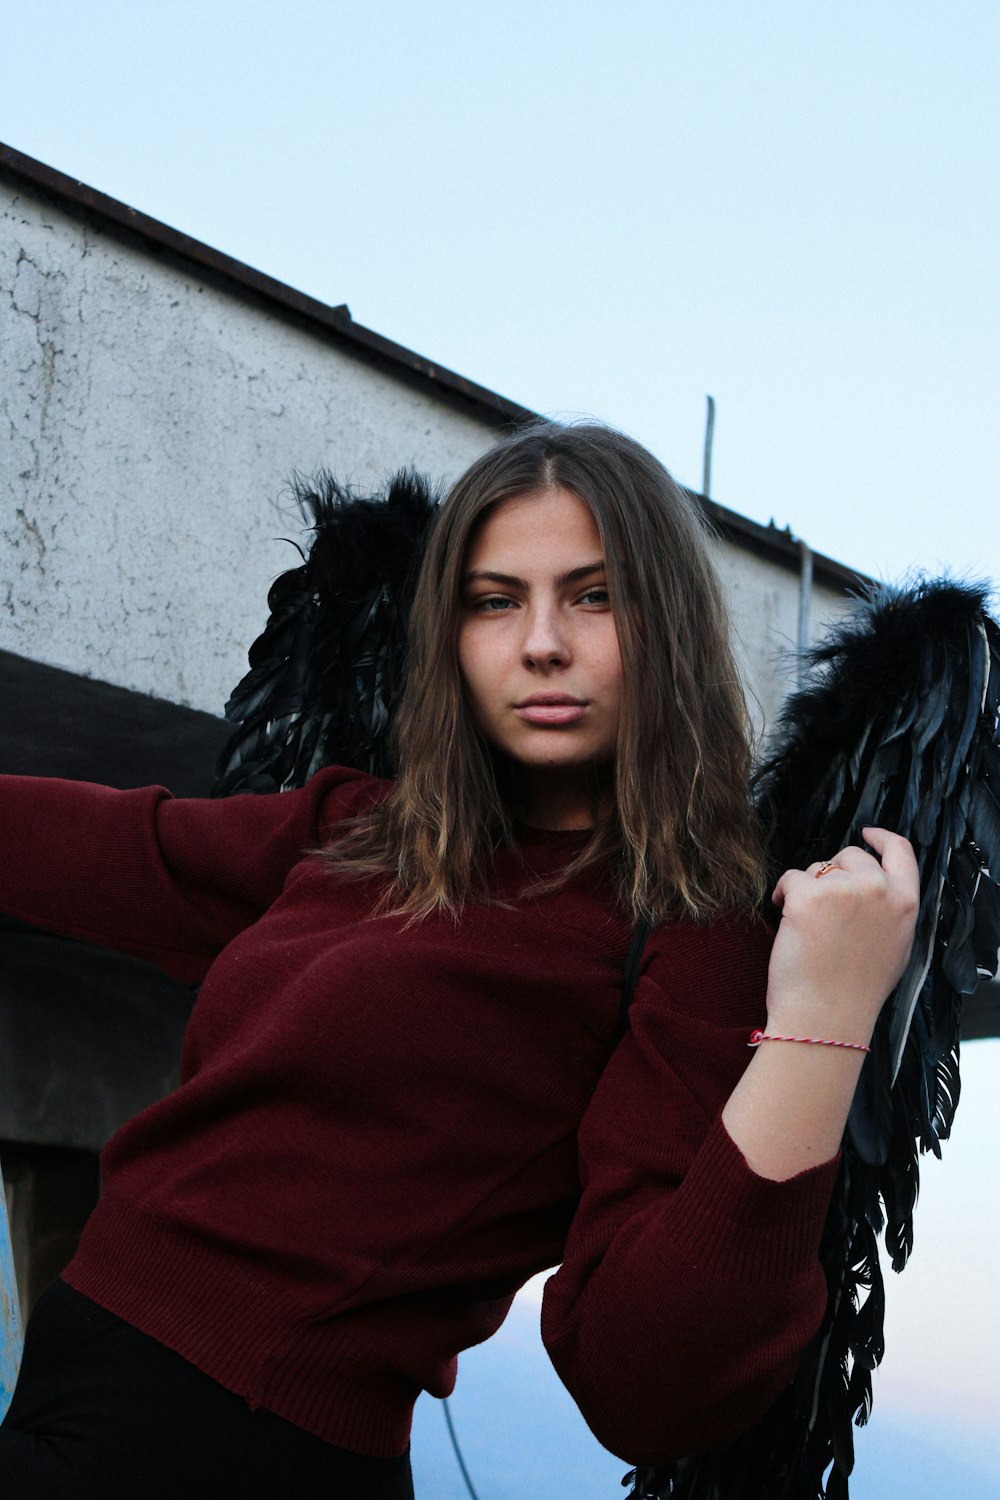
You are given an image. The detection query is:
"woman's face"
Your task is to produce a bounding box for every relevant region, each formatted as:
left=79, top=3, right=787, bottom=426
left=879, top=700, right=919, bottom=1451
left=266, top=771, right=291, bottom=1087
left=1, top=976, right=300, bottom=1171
left=457, top=484, right=623, bottom=828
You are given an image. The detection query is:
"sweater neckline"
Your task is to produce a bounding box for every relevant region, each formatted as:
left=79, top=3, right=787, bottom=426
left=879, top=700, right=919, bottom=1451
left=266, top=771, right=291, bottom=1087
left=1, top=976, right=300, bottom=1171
left=511, top=821, right=593, bottom=850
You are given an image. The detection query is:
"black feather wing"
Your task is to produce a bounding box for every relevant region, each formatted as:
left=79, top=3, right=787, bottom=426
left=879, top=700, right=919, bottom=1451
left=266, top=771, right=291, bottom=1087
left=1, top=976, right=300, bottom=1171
left=213, top=469, right=440, bottom=794
left=627, top=579, right=1000, bottom=1500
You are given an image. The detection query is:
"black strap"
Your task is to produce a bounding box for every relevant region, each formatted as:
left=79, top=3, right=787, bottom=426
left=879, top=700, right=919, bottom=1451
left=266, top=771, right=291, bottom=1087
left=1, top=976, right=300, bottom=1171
left=617, top=920, right=651, bottom=1038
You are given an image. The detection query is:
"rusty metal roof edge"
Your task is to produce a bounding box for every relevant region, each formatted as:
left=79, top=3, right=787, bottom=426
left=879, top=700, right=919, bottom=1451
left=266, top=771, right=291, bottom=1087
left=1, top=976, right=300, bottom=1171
left=1, top=141, right=868, bottom=595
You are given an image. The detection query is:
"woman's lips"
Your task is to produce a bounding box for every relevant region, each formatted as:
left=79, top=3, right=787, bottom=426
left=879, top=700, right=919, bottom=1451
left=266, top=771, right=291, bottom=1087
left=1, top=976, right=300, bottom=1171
left=514, top=702, right=588, bottom=725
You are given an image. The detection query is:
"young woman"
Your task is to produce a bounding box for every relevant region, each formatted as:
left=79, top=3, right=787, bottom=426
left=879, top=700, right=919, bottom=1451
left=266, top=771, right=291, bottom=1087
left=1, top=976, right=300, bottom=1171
left=0, top=422, right=918, bottom=1498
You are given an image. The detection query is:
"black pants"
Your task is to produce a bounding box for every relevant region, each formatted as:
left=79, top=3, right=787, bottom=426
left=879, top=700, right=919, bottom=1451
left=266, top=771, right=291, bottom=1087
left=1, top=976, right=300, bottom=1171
left=0, top=1281, right=414, bottom=1499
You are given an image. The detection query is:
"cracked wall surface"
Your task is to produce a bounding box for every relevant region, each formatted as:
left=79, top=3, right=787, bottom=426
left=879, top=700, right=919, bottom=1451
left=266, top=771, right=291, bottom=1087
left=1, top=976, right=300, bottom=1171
left=1, top=183, right=498, bottom=715
left=1, top=177, right=849, bottom=727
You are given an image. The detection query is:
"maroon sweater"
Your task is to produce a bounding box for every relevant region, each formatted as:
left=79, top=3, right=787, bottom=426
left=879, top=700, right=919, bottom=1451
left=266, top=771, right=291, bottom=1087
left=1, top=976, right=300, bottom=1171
left=0, top=769, right=838, bottom=1463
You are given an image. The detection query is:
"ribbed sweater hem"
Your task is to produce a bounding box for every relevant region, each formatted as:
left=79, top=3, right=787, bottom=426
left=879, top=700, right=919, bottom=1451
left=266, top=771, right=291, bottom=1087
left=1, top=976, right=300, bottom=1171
left=63, top=1194, right=416, bottom=1458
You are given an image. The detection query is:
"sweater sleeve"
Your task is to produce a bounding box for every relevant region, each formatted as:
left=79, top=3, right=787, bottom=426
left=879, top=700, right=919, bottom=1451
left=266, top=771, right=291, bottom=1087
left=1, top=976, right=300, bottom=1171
left=540, top=914, right=840, bottom=1465
left=0, top=766, right=380, bottom=984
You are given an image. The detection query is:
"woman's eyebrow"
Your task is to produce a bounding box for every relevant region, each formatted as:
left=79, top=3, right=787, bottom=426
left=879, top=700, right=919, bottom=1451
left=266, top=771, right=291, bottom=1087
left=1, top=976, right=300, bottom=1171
left=461, top=561, right=606, bottom=589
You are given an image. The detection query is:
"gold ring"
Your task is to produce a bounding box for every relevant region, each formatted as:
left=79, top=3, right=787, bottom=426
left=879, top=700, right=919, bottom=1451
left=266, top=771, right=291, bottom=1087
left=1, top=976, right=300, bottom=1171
left=815, top=861, right=836, bottom=878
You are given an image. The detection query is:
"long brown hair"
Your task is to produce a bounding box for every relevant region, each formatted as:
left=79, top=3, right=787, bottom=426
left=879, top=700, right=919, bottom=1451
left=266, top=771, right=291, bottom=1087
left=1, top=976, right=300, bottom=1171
left=324, top=420, right=766, bottom=923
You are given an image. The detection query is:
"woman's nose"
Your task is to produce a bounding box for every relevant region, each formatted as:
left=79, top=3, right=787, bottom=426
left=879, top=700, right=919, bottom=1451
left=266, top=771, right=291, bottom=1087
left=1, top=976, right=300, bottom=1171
left=521, top=604, right=569, bottom=667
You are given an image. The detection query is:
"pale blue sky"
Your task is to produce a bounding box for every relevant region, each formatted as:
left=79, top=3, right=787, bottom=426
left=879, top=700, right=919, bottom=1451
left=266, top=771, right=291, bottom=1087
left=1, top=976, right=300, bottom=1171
left=2, top=5, right=998, bottom=1495
left=3, top=1, right=998, bottom=586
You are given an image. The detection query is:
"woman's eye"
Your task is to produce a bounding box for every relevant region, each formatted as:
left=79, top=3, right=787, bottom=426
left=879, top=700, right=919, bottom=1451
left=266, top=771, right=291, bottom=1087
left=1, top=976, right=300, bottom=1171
left=578, top=587, right=610, bottom=606
left=473, top=595, right=516, bottom=612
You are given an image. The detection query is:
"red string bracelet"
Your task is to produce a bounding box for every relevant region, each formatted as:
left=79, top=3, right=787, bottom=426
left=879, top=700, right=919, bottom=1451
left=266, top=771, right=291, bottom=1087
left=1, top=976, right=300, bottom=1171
left=748, top=1028, right=870, bottom=1054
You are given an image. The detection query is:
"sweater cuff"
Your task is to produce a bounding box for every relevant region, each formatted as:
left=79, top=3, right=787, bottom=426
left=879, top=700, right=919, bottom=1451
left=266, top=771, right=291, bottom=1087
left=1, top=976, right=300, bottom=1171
left=669, top=1115, right=840, bottom=1283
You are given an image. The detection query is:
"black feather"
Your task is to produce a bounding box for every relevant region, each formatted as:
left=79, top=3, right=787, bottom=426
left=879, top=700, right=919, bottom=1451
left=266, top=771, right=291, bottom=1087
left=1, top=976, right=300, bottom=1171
left=213, top=469, right=440, bottom=794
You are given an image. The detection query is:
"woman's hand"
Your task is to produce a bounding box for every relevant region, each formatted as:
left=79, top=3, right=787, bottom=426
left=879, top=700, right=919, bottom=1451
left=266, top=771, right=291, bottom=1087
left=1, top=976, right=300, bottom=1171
left=722, top=827, right=919, bottom=1181
left=765, top=826, right=919, bottom=1046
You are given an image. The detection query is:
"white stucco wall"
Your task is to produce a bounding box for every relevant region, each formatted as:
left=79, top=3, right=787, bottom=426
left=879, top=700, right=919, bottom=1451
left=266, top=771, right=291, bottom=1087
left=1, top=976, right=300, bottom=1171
left=0, top=181, right=497, bottom=715
left=714, top=538, right=854, bottom=740
left=1, top=171, right=854, bottom=724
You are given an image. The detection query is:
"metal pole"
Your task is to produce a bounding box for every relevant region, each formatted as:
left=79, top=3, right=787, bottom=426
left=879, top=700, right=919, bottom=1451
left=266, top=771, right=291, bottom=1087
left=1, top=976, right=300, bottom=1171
left=702, top=395, right=716, bottom=499
left=797, top=539, right=814, bottom=684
